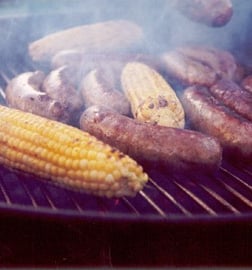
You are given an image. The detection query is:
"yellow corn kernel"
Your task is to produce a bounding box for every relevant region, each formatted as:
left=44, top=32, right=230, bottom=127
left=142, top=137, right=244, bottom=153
left=121, top=61, right=185, bottom=128
left=0, top=105, right=148, bottom=197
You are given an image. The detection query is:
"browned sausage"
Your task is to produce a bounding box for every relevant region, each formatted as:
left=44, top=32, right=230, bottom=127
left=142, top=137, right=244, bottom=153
left=210, top=79, right=252, bottom=121
left=80, top=68, right=131, bottom=115
left=42, top=66, right=84, bottom=124
left=80, top=105, right=222, bottom=173
left=176, top=46, right=237, bottom=80
left=5, top=71, right=66, bottom=122
left=161, top=50, right=217, bottom=87
left=181, top=85, right=252, bottom=161
left=241, top=75, right=252, bottom=94
left=173, top=0, right=233, bottom=27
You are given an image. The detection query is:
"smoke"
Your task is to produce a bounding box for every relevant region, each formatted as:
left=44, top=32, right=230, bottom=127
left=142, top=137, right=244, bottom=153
left=2, top=0, right=252, bottom=65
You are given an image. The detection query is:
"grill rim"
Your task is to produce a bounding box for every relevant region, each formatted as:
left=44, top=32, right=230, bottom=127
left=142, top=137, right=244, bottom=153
left=0, top=159, right=251, bottom=223
left=1, top=195, right=252, bottom=225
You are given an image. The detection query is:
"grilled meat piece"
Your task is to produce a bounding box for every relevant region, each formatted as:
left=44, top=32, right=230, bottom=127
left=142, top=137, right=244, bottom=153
left=210, top=79, right=252, bottom=121
left=241, top=75, right=252, bottom=94
left=182, top=85, right=252, bottom=160
left=42, top=66, right=84, bottom=124
left=5, top=71, right=67, bottom=122
left=173, top=0, right=233, bottom=27
left=80, top=105, right=222, bottom=173
left=80, top=68, right=131, bottom=115
left=161, top=46, right=238, bottom=87
left=161, top=51, right=217, bottom=87
left=176, top=46, right=237, bottom=80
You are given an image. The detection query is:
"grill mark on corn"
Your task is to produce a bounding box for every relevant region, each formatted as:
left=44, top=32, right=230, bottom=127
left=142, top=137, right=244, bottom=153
left=0, top=105, right=148, bottom=197
left=121, top=61, right=185, bottom=128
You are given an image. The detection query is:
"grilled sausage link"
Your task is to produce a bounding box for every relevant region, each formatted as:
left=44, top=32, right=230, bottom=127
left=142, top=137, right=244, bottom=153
left=80, top=68, right=131, bottom=115
left=173, top=0, right=233, bottom=27
left=241, top=75, right=252, bottom=94
left=210, top=79, right=252, bottom=121
left=80, top=105, right=222, bottom=173
left=161, top=46, right=237, bottom=87
left=161, top=51, right=217, bottom=87
left=176, top=46, right=237, bottom=81
left=182, top=86, right=252, bottom=161
left=5, top=71, right=66, bottom=121
left=42, top=66, right=84, bottom=124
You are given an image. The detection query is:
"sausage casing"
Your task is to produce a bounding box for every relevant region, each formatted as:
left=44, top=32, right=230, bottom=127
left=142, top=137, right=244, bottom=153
left=173, top=0, right=233, bottom=27
left=210, top=79, right=252, bottom=121
left=182, top=85, right=252, bottom=161
left=80, top=68, right=130, bottom=115
left=80, top=105, right=222, bottom=172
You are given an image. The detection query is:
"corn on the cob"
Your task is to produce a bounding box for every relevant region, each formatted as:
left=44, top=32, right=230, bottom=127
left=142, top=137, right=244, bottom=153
left=29, top=20, right=143, bottom=62
left=121, top=62, right=185, bottom=128
left=0, top=105, right=148, bottom=197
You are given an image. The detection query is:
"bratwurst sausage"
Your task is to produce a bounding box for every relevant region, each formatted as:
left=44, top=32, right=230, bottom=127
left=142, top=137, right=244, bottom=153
left=210, top=79, right=252, bottom=122
left=173, top=0, right=233, bottom=27
left=5, top=71, right=66, bottom=122
left=182, top=86, right=252, bottom=161
left=80, top=105, right=222, bottom=172
left=80, top=68, right=131, bottom=115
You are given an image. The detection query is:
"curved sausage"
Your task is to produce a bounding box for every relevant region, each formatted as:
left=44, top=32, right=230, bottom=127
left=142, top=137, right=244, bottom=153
left=161, top=51, right=217, bottom=87
left=173, top=0, right=233, bottom=27
left=80, top=68, right=131, bottom=116
left=5, top=71, right=66, bottom=121
left=210, top=79, right=252, bottom=121
left=42, top=66, right=84, bottom=124
left=182, top=85, right=252, bottom=161
left=80, top=105, right=222, bottom=173
left=176, top=46, right=237, bottom=81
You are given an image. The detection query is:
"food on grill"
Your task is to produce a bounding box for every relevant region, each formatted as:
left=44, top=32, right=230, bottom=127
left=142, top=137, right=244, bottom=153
left=210, top=79, right=252, bottom=121
left=161, top=46, right=237, bottom=87
left=182, top=86, right=252, bottom=160
left=121, top=61, right=185, bottom=128
left=80, top=105, right=222, bottom=172
left=5, top=68, right=83, bottom=124
left=5, top=71, right=67, bottom=122
left=51, top=50, right=85, bottom=69
left=42, top=65, right=84, bottom=124
left=161, top=51, right=217, bottom=87
left=29, top=20, right=144, bottom=62
left=51, top=50, right=161, bottom=86
left=80, top=68, right=130, bottom=115
left=51, top=51, right=126, bottom=79
left=176, top=46, right=237, bottom=80
left=241, top=75, right=252, bottom=93
left=0, top=105, right=148, bottom=198
left=173, top=0, right=233, bottom=27
left=233, top=63, right=246, bottom=82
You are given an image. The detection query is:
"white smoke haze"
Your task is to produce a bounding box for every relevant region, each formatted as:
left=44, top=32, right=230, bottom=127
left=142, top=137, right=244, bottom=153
left=1, top=0, right=252, bottom=64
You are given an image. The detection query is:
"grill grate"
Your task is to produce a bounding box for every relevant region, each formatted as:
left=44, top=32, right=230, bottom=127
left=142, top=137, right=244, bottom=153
left=0, top=64, right=252, bottom=221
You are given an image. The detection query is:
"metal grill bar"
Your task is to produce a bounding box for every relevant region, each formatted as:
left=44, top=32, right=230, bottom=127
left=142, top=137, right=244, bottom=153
left=148, top=177, right=191, bottom=216
left=200, top=184, right=240, bottom=214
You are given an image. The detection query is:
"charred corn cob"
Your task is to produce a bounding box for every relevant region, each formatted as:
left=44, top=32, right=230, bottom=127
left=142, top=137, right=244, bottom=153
left=121, top=62, right=185, bottom=128
left=29, top=20, right=143, bottom=62
left=0, top=105, right=148, bottom=197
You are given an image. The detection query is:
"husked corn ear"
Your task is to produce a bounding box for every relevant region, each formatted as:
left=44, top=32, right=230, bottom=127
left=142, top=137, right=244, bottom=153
left=29, top=20, right=143, bottom=62
left=0, top=105, right=148, bottom=198
left=121, top=62, right=185, bottom=128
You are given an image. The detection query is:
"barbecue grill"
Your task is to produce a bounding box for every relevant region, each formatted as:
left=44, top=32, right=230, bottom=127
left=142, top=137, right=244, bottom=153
left=0, top=0, right=252, bottom=267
